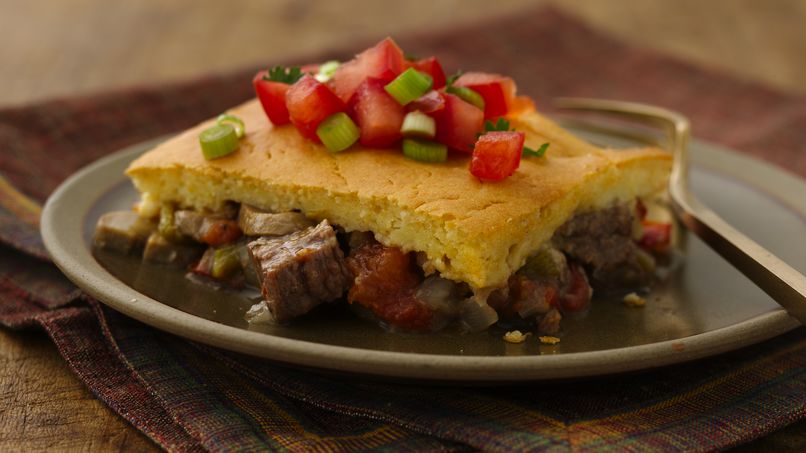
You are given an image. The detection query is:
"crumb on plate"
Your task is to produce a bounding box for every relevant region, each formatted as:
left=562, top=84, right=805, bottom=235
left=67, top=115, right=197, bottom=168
left=503, top=330, right=531, bottom=344
left=623, top=292, right=646, bottom=307
left=539, top=336, right=561, bottom=345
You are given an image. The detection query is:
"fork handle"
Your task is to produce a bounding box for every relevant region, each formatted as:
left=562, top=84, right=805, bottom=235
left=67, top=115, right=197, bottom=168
left=670, top=185, right=806, bottom=324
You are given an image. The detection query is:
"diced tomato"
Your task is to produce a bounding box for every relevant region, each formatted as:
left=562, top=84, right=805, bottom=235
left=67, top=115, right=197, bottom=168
left=408, top=90, right=445, bottom=114
left=469, top=131, right=524, bottom=181
left=285, top=75, right=346, bottom=141
left=640, top=221, right=672, bottom=253
left=330, top=38, right=405, bottom=102
left=557, top=264, right=592, bottom=312
left=350, top=78, right=405, bottom=147
left=431, top=93, right=484, bottom=153
left=253, top=71, right=292, bottom=125
left=404, top=57, right=446, bottom=89
left=347, top=243, right=434, bottom=332
left=454, top=72, right=517, bottom=119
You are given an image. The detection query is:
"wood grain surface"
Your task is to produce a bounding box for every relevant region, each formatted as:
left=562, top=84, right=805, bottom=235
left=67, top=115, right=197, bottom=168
left=0, top=0, right=804, bottom=451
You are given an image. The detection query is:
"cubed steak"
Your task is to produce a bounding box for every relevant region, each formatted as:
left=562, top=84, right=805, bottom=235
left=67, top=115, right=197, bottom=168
left=247, top=220, right=352, bottom=322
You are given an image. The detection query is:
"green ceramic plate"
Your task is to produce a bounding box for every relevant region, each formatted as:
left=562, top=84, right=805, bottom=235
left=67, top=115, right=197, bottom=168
left=41, top=125, right=805, bottom=381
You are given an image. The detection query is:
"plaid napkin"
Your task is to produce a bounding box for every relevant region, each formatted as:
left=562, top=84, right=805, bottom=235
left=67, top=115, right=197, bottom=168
left=1, top=7, right=803, bottom=452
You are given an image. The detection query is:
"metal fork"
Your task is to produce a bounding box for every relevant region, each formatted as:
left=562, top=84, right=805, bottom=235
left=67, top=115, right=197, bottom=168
left=555, top=97, right=806, bottom=324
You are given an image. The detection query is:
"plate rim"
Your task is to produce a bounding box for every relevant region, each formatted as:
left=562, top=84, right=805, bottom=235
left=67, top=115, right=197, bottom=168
left=41, top=135, right=804, bottom=381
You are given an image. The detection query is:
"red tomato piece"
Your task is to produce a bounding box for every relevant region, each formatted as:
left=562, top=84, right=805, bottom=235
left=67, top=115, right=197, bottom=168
left=350, top=78, right=405, bottom=148
left=469, top=131, right=524, bottom=181
left=330, top=37, right=405, bottom=102
left=408, top=90, right=445, bottom=114
left=431, top=93, right=484, bottom=153
left=454, top=72, right=517, bottom=119
left=285, top=75, right=346, bottom=141
left=404, top=57, right=446, bottom=89
left=253, top=71, right=292, bottom=125
left=640, top=221, right=672, bottom=253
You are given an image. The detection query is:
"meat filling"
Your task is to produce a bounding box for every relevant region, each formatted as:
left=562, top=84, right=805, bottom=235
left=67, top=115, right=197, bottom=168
left=94, top=199, right=668, bottom=333
left=553, top=203, right=654, bottom=289
left=246, top=220, right=352, bottom=322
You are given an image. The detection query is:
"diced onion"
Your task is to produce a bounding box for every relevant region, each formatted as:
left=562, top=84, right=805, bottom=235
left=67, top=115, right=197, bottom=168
left=400, top=111, right=436, bottom=138
left=402, top=138, right=447, bottom=163
left=315, top=60, right=341, bottom=82
left=415, top=276, right=460, bottom=315
left=199, top=124, right=239, bottom=160
left=316, top=112, right=360, bottom=152
left=246, top=300, right=275, bottom=324
left=446, top=86, right=485, bottom=111
left=458, top=297, right=499, bottom=333
left=385, top=68, right=433, bottom=105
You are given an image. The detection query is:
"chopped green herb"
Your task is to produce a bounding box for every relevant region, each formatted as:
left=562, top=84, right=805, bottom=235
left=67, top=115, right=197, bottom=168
left=523, top=143, right=550, bottom=158
left=264, top=65, right=304, bottom=84
left=484, top=118, right=512, bottom=132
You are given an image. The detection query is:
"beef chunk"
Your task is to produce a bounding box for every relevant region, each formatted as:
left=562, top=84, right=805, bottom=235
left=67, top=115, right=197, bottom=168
left=247, top=220, right=351, bottom=322
left=238, top=204, right=315, bottom=236
left=174, top=210, right=242, bottom=246
left=553, top=203, right=651, bottom=288
left=93, top=211, right=156, bottom=254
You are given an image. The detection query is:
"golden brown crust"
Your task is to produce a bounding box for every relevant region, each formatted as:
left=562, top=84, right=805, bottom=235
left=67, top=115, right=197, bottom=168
left=127, top=99, right=671, bottom=289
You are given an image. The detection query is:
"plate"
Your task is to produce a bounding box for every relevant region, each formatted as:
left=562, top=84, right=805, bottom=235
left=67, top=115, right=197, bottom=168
left=41, top=127, right=805, bottom=381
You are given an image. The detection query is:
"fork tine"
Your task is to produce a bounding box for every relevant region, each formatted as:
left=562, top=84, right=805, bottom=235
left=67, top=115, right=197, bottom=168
left=554, top=97, right=691, bottom=189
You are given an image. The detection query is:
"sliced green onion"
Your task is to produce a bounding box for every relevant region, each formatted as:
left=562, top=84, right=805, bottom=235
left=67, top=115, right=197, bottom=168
left=446, top=86, right=485, bottom=111
left=402, top=138, right=447, bottom=163
left=314, top=60, right=340, bottom=82
left=316, top=112, right=360, bottom=152
left=216, top=113, right=246, bottom=138
left=199, top=124, right=239, bottom=160
left=400, top=111, right=436, bottom=138
left=385, top=68, right=433, bottom=105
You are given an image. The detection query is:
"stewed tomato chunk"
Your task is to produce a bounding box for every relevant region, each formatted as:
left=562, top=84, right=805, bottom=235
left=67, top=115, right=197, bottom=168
left=330, top=37, right=405, bottom=102
left=431, top=93, right=484, bottom=153
left=469, top=131, right=525, bottom=181
left=404, top=57, right=446, bottom=89
left=454, top=72, right=517, bottom=119
left=350, top=78, right=406, bottom=147
left=639, top=221, right=672, bottom=253
left=285, top=75, right=346, bottom=141
left=253, top=71, right=292, bottom=126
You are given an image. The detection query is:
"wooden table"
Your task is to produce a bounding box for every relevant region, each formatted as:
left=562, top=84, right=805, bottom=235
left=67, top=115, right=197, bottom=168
left=1, top=1, right=804, bottom=450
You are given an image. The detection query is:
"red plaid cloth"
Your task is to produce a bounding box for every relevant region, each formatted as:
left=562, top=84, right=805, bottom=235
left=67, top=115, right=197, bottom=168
left=0, top=7, right=803, bottom=452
